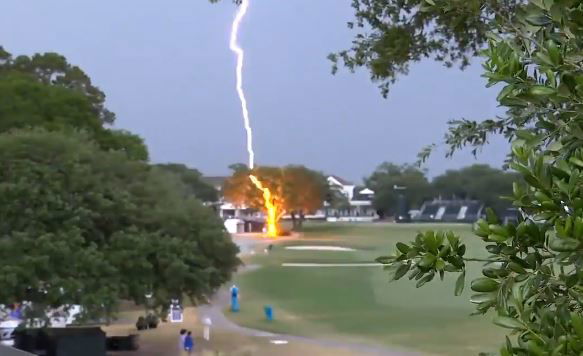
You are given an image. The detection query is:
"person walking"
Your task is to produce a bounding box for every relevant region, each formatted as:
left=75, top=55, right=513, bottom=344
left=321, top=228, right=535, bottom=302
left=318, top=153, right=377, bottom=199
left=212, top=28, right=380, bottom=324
left=184, top=330, right=194, bottom=354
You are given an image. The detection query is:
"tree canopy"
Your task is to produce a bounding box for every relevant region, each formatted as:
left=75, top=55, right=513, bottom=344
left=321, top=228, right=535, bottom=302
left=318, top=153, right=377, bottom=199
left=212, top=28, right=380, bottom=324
left=0, top=64, right=148, bottom=161
left=365, top=163, right=519, bottom=217
left=156, top=163, right=219, bottom=202
left=365, top=162, right=432, bottom=217
left=0, top=47, right=115, bottom=124
left=0, top=47, right=239, bottom=323
left=223, top=165, right=328, bottom=228
left=432, top=164, right=520, bottom=214
left=328, top=0, right=522, bottom=97
left=0, top=130, right=239, bottom=321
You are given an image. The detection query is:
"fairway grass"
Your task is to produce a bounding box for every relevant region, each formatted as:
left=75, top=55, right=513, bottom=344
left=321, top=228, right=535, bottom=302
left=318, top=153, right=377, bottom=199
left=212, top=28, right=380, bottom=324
left=228, top=223, right=506, bottom=355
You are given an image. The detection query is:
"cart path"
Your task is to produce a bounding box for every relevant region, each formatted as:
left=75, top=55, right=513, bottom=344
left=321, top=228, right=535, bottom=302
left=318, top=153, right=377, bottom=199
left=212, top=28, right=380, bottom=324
left=198, top=235, right=422, bottom=356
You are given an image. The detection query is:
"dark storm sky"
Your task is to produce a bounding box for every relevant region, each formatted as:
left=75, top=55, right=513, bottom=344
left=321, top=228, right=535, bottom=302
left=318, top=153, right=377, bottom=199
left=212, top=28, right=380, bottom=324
left=0, top=0, right=508, bottom=182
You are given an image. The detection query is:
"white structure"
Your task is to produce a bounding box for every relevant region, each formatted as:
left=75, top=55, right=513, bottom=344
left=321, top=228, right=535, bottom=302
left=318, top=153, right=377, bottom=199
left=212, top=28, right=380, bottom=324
left=202, top=177, right=263, bottom=233
left=224, top=218, right=244, bottom=234
left=320, top=176, right=378, bottom=222
left=168, top=299, right=183, bottom=323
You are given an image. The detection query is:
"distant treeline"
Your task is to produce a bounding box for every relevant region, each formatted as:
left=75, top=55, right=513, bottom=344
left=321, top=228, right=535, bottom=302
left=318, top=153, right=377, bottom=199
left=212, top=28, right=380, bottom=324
left=365, top=163, right=519, bottom=217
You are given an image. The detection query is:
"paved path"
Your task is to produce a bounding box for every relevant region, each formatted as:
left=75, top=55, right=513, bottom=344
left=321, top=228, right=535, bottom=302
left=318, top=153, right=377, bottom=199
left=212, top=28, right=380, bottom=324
left=198, top=235, right=421, bottom=356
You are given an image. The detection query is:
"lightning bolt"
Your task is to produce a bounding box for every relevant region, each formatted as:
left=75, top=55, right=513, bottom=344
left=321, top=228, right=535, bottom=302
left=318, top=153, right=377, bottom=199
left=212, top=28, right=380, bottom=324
left=229, top=0, right=254, bottom=169
left=229, top=0, right=280, bottom=237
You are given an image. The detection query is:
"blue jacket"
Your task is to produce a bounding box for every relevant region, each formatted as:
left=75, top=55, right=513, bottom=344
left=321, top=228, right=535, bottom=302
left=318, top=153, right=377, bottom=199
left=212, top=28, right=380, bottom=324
left=184, top=335, right=194, bottom=349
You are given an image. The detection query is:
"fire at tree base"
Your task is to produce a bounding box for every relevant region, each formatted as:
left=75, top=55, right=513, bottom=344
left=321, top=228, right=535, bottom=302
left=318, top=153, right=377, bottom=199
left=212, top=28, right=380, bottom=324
left=249, top=174, right=281, bottom=238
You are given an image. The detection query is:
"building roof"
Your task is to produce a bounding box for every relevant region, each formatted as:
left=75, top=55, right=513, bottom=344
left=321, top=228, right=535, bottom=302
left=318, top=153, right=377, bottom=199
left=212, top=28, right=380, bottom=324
left=352, top=186, right=374, bottom=201
left=328, top=175, right=353, bottom=186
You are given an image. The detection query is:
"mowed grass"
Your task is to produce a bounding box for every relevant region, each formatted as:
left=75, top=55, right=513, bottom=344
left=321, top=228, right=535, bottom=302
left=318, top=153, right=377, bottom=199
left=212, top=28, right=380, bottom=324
left=229, top=223, right=506, bottom=355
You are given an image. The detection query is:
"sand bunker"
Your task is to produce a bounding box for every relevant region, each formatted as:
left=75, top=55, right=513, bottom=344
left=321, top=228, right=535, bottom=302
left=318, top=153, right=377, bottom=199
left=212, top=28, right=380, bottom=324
left=282, top=263, right=382, bottom=267
left=285, top=245, right=356, bottom=252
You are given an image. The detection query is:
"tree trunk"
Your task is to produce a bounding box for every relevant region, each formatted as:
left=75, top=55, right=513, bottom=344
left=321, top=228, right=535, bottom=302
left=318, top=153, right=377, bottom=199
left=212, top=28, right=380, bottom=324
left=291, top=211, right=297, bottom=230
left=298, top=210, right=305, bottom=229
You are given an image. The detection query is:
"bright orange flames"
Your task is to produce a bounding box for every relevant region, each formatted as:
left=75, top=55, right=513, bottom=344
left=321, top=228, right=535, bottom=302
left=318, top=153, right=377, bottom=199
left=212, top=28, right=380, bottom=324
left=249, top=175, right=281, bottom=237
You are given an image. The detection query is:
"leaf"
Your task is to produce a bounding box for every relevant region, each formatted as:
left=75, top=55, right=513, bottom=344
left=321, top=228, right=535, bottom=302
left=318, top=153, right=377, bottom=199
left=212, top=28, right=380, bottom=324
left=418, top=254, right=437, bottom=268
left=529, top=85, right=556, bottom=96
left=393, top=263, right=410, bottom=280
left=396, top=242, right=410, bottom=254
left=497, top=84, right=515, bottom=101
left=376, top=256, right=396, bottom=264
left=446, top=231, right=459, bottom=249
left=485, top=208, right=499, bottom=224
left=508, top=262, right=527, bottom=274
left=488, top=234, right=509, bottom=243
left=470, top=293, right=496, bottom=304
left=486, top=245, right=501, bottom=254
left=416, top=272, right=435, bottom=288
left=438, top=245, right=450, bottom=258
left=524, top=14, right=552, bottom=26
left=571, top=313, right=583, bottom=340
left=455, top=271, right=465, bottom=296
left=549, top=238, right=580, bottom=252
left=569, top=157, right=583, bottom=168
left=424, top=0, right=436, bottom=5
left=471, top=278, right=500, bottom=292
left=493, top=316, right=525, bottom=329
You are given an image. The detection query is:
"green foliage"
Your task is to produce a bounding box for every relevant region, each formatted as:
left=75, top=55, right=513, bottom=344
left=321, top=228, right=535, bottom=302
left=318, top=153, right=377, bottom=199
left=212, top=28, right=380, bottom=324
left=0, top=130, right=240, bottom=321
left=0, top=47, right=115, bottom=123
left=433, top=164, right=521, bottom=214
left=156, top=163, right=219, bottom=202
left=366, top=162, right=517, bottom=217
left=0, top=65, right=148, bottom=161
left=328, top=0, right=522, bottom=97
left=100, top=129, right=149, bottom=161
left=365, top=162, right=432, bottom=216
left=378, top=1, right=583, bottom=354
left=0, top=73, right=103, bottom=133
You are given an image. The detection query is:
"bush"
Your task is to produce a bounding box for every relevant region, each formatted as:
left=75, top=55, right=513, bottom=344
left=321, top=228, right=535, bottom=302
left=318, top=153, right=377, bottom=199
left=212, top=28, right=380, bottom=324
left=135, top=316, right=147, bottom=331
left=145, top=314, right=159, bottom=329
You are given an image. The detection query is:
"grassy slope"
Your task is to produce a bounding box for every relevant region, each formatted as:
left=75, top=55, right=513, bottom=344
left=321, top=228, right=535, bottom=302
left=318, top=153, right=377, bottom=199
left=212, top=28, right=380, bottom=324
left=229, top=223, right=506, bottom=355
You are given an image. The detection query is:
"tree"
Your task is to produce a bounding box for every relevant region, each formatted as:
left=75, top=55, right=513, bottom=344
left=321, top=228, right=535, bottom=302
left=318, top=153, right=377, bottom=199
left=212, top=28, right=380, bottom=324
left=378, top=1, right=583, bottom=354
left=156, top=163, right=219, bottom=202
left=0, top=73, right=103, bottom=134
left=327, top=0, right=522, bottom=97
left=99, top=129, right=149, bottom=162
left=223, top=165, right=328, bottom=229
left=0, top=71, right=148, bottom=161
left=432, top=164, right=520, bottom=214
left=365, top=162, right=433, bottom=218
left=0, top=47, right=115, bottom=124
left=0, top=129, right=239, bottom=322
left=282, top=165, right=329, bottom=228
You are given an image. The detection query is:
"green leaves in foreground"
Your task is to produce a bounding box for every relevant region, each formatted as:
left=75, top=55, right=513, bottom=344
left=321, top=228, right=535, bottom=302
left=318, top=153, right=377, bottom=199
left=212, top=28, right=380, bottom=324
left=377, top=0, right=583, bottom=354
left=376, top=230, right=466, bottom=294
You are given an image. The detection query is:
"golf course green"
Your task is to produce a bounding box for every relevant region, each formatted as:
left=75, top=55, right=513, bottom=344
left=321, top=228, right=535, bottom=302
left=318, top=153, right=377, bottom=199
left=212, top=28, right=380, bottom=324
left=228, top=223, right=506, bottom=355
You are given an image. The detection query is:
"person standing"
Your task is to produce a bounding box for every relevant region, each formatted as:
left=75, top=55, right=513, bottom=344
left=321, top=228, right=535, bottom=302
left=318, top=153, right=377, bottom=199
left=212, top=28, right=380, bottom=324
left=184, top=331, right=194, bottom=354
left=178, top=329, right=186, bottom=352
left=202, top=317, right=212, bottom=341
left=230, top=285, right=240, bottom=312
